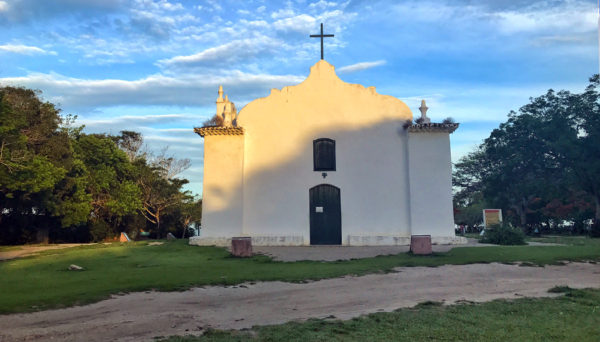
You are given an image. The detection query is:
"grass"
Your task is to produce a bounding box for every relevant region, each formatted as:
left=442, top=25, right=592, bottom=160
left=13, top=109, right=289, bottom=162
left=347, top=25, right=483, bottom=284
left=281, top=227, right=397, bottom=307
left=162, top=287, right=600, bottom=341
left=529, top=235, right=595, bottom=246
left=0, top=245, right=24, bottom=252
left=460, top=233, right=483, bottom=240
left=1, top=237, right=599, bottom=314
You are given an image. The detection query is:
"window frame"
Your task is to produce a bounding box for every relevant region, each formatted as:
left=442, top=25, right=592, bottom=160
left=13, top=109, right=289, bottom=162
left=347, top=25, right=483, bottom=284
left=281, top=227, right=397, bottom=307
left=313, top=138, right=336, bottom=171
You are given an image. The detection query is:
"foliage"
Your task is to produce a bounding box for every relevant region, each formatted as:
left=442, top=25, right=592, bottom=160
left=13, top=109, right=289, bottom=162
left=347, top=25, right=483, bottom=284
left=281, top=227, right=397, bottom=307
left=1, top=237, right=599, bottom=313
left=480, top=223, right=526, bottom=245
left=163, top=288, right=600, bottom=342
left=0, top=86, right=198, bottom=244
left=454, top=75, right=600, bottom=233
left=202, top=114, right=223, bottom=127
left=453, top=192, right=484, bottom=228
left=442, top=117, right=455, bottom=124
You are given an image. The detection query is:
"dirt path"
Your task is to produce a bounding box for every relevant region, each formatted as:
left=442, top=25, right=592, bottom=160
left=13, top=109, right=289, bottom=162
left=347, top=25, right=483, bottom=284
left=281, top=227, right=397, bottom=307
left=1, top=262, right=599, bottom=342
left=0, top=244, right=87, bottom=261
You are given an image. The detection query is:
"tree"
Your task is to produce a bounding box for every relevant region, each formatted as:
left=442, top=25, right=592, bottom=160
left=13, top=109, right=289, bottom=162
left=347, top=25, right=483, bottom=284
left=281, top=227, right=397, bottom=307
left=1, top=86, right=198, bottom=244
left=454, top=75, right=600, bottom=232
left=0, top=87, right=78, bottom=242
left=114, top=130, right=145, bottom=162
left=73, top=133, right=142, bottom=239
left=177, top=197, right=202, bottom=238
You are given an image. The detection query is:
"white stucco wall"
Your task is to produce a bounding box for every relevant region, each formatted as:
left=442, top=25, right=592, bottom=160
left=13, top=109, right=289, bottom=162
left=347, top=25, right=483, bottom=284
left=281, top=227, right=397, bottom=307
left=407, top=132, right=456, bottom=239
left=236, top=60, right=413, bottom=245
left=191, top=60, right=462, bottom=247
left=200, top=134, right=244, bottom=239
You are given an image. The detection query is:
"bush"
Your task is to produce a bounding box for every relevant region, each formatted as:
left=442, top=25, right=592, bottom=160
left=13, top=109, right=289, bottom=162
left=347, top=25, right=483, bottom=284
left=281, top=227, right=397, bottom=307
left=481, top=223, right=526, bottom=245
left=442, top=117, right=455, bottom=124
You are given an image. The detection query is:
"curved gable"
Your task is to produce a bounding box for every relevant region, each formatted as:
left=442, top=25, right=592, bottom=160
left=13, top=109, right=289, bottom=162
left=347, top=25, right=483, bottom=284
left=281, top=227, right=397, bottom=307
left=237, top=60, right=412, bottom=131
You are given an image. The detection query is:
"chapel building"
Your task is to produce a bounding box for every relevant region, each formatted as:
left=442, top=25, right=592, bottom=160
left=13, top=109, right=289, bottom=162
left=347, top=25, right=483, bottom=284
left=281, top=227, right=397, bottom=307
left=190, top=60, right=464, bottom=246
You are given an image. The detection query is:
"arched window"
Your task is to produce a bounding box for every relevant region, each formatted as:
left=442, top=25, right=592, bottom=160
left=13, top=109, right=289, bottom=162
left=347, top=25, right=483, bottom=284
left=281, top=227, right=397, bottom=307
left=313, top=138, right=336, bottom=171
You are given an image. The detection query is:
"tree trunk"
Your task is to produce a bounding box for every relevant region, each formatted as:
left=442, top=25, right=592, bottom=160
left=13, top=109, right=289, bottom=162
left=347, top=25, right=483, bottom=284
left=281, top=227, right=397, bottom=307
left=156, top=210, right=161, bottom=239
left=520, top=197, right=528, bottom=227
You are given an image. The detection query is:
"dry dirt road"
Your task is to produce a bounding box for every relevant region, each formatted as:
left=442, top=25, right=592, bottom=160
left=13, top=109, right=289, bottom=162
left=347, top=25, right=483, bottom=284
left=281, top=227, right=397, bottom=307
left=1, top=262, right=599, bottom=342
left=0, top=244, right=87, bottom=261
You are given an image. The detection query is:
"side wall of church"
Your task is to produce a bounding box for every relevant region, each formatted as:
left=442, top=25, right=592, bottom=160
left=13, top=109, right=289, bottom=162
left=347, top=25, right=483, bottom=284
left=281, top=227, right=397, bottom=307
left=407, top=132, right=456, bottom=242
left=197, top=134, right=244, bottom=245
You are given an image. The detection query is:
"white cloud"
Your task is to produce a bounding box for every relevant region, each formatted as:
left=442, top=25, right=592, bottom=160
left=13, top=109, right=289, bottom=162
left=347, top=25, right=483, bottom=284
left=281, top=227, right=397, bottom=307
left=0, top=70, right=304, bottom=110
left=491, top=2, right=596, bottom=35
left=271, top=8, right=295, bottom=19
left=79, top=113, right=197, bottom=127
left=309, top=1, right=338, bottom=10
left=158, top=36, right=282, bottom=68
left=0, top=44, right=55, bottom=55
left=273, top=14, right=316, bottom=33
left=0, top=1, right=8, bottom=12
left=337, top=60, right=386, bottom=74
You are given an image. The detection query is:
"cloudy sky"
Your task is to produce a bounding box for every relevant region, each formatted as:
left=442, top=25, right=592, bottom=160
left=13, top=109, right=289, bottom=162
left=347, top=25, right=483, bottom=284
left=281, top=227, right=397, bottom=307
left=0, top=0, right=597, bottom=195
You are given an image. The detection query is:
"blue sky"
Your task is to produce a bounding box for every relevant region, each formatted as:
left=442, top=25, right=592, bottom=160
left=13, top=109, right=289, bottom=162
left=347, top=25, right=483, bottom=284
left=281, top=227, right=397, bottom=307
left=0, top=0, right=597, bottom=196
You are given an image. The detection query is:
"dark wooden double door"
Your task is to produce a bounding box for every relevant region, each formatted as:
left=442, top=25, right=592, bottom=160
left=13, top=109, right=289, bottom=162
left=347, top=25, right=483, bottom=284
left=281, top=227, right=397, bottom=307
left=309, top=184, right=341, bottom=245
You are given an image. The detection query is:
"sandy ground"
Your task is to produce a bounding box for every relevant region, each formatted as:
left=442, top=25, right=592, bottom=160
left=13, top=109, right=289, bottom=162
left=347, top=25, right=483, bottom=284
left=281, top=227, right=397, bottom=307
left=1, top=262, right=598, bottom=342
left=0, top=244, right=87, bottom=261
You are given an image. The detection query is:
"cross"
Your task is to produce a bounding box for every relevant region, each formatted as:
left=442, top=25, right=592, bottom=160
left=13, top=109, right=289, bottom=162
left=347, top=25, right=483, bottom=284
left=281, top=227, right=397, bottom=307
left=310, top=23, right=334, bottom=60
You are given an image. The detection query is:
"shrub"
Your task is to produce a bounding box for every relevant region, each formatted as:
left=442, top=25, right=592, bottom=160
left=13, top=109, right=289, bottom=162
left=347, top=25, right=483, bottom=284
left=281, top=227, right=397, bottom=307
left=202, top=114, right=223, bottom=127
left=442, top=117, right=455, bottom=124
left=481, top=223, right=526, bottom=245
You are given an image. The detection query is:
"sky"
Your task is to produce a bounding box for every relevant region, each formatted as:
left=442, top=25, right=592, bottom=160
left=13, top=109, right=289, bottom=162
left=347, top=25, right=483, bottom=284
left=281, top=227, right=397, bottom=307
left=0, top=0, right=598, bottom=196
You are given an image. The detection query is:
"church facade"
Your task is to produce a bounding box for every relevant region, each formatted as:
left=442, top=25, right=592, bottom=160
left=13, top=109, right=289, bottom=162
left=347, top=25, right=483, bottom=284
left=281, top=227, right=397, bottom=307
left=190, top=60, right=465, bottom=246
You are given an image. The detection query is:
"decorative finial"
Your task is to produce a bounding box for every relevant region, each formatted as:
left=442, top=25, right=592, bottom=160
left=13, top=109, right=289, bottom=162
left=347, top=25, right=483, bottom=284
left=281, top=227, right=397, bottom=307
left=419, top=99, right=431, bottom=124
left=217, top=85, right=223, bottom=101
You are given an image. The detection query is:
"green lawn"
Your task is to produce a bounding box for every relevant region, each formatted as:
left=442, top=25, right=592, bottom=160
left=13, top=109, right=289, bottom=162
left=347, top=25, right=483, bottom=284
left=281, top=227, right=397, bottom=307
left=0, top=245, right=24, bottom=252
left=1, top=237, right=599, bottom=314
left=163, top=287, right=600, bottom=342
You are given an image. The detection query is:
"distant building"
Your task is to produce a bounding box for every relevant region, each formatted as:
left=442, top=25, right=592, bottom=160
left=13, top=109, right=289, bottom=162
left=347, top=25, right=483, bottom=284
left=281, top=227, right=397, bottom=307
left=190, top=60, right=465, bottom=246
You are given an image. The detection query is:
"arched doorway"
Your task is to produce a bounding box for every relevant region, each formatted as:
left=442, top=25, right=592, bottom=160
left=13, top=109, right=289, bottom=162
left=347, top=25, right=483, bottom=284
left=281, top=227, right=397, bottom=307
left=309, top=184, right=341, bottom=245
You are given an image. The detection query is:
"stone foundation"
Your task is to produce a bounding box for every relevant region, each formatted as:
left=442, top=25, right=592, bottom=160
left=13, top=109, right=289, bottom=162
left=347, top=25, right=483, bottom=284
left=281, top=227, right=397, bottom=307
left=189, top=236, right=304, bottom=247
left=346, top=235, right=411, bottom=246
left=189, top=235, right=467, bottom=247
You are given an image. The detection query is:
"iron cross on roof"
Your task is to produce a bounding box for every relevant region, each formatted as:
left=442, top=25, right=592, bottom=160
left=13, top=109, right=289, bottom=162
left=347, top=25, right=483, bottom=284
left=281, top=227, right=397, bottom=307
left=310, top=23, right=334, bottom=60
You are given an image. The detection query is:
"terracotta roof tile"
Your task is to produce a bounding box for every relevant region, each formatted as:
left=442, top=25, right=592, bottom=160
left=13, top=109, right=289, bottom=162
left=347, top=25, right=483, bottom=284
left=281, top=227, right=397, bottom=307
left=194, top=126, right=244, bottom=137
left=407, top=122, right=459, bottom=133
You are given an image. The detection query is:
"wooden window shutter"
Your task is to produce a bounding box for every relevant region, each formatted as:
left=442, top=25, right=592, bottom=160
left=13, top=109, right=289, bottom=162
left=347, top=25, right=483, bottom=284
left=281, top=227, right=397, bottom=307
left=313, top=138, right=336, bottom=171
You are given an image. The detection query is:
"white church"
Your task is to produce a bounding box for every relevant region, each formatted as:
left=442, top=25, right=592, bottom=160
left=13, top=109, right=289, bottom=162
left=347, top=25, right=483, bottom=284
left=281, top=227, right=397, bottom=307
left=189, top=59, right=465, bottom=246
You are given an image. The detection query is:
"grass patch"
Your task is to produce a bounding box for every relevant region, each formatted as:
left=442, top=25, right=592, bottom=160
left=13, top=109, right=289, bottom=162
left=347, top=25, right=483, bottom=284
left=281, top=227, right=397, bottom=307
left=1, top=238, right=600, bottom=314
left=529, top=236, right=599, bottom=246
left=0, top=245, right=24, bottom=252
left=162, top=288, right=600, bottom=341
left=460, top=233, right=482, bottom=240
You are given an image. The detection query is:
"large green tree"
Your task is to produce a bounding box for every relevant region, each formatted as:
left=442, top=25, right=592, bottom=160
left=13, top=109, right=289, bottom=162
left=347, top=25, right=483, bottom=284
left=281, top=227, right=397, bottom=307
left=454, top=75, right=600, bottom=231
left=1, top=86, right=199, bottom=244
left=0, top=87, right=79, bottom=242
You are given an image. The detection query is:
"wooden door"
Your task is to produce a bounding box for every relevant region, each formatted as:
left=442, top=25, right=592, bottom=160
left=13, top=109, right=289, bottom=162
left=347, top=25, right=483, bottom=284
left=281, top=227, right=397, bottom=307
left=309, top=184, right=341, bottom=245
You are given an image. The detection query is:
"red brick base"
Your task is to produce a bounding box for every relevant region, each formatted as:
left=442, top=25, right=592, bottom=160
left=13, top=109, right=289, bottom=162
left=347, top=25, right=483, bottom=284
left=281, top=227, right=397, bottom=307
left=231, top=237, right=253, bottom=257
left=410, top=235, right=432, bottom=255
